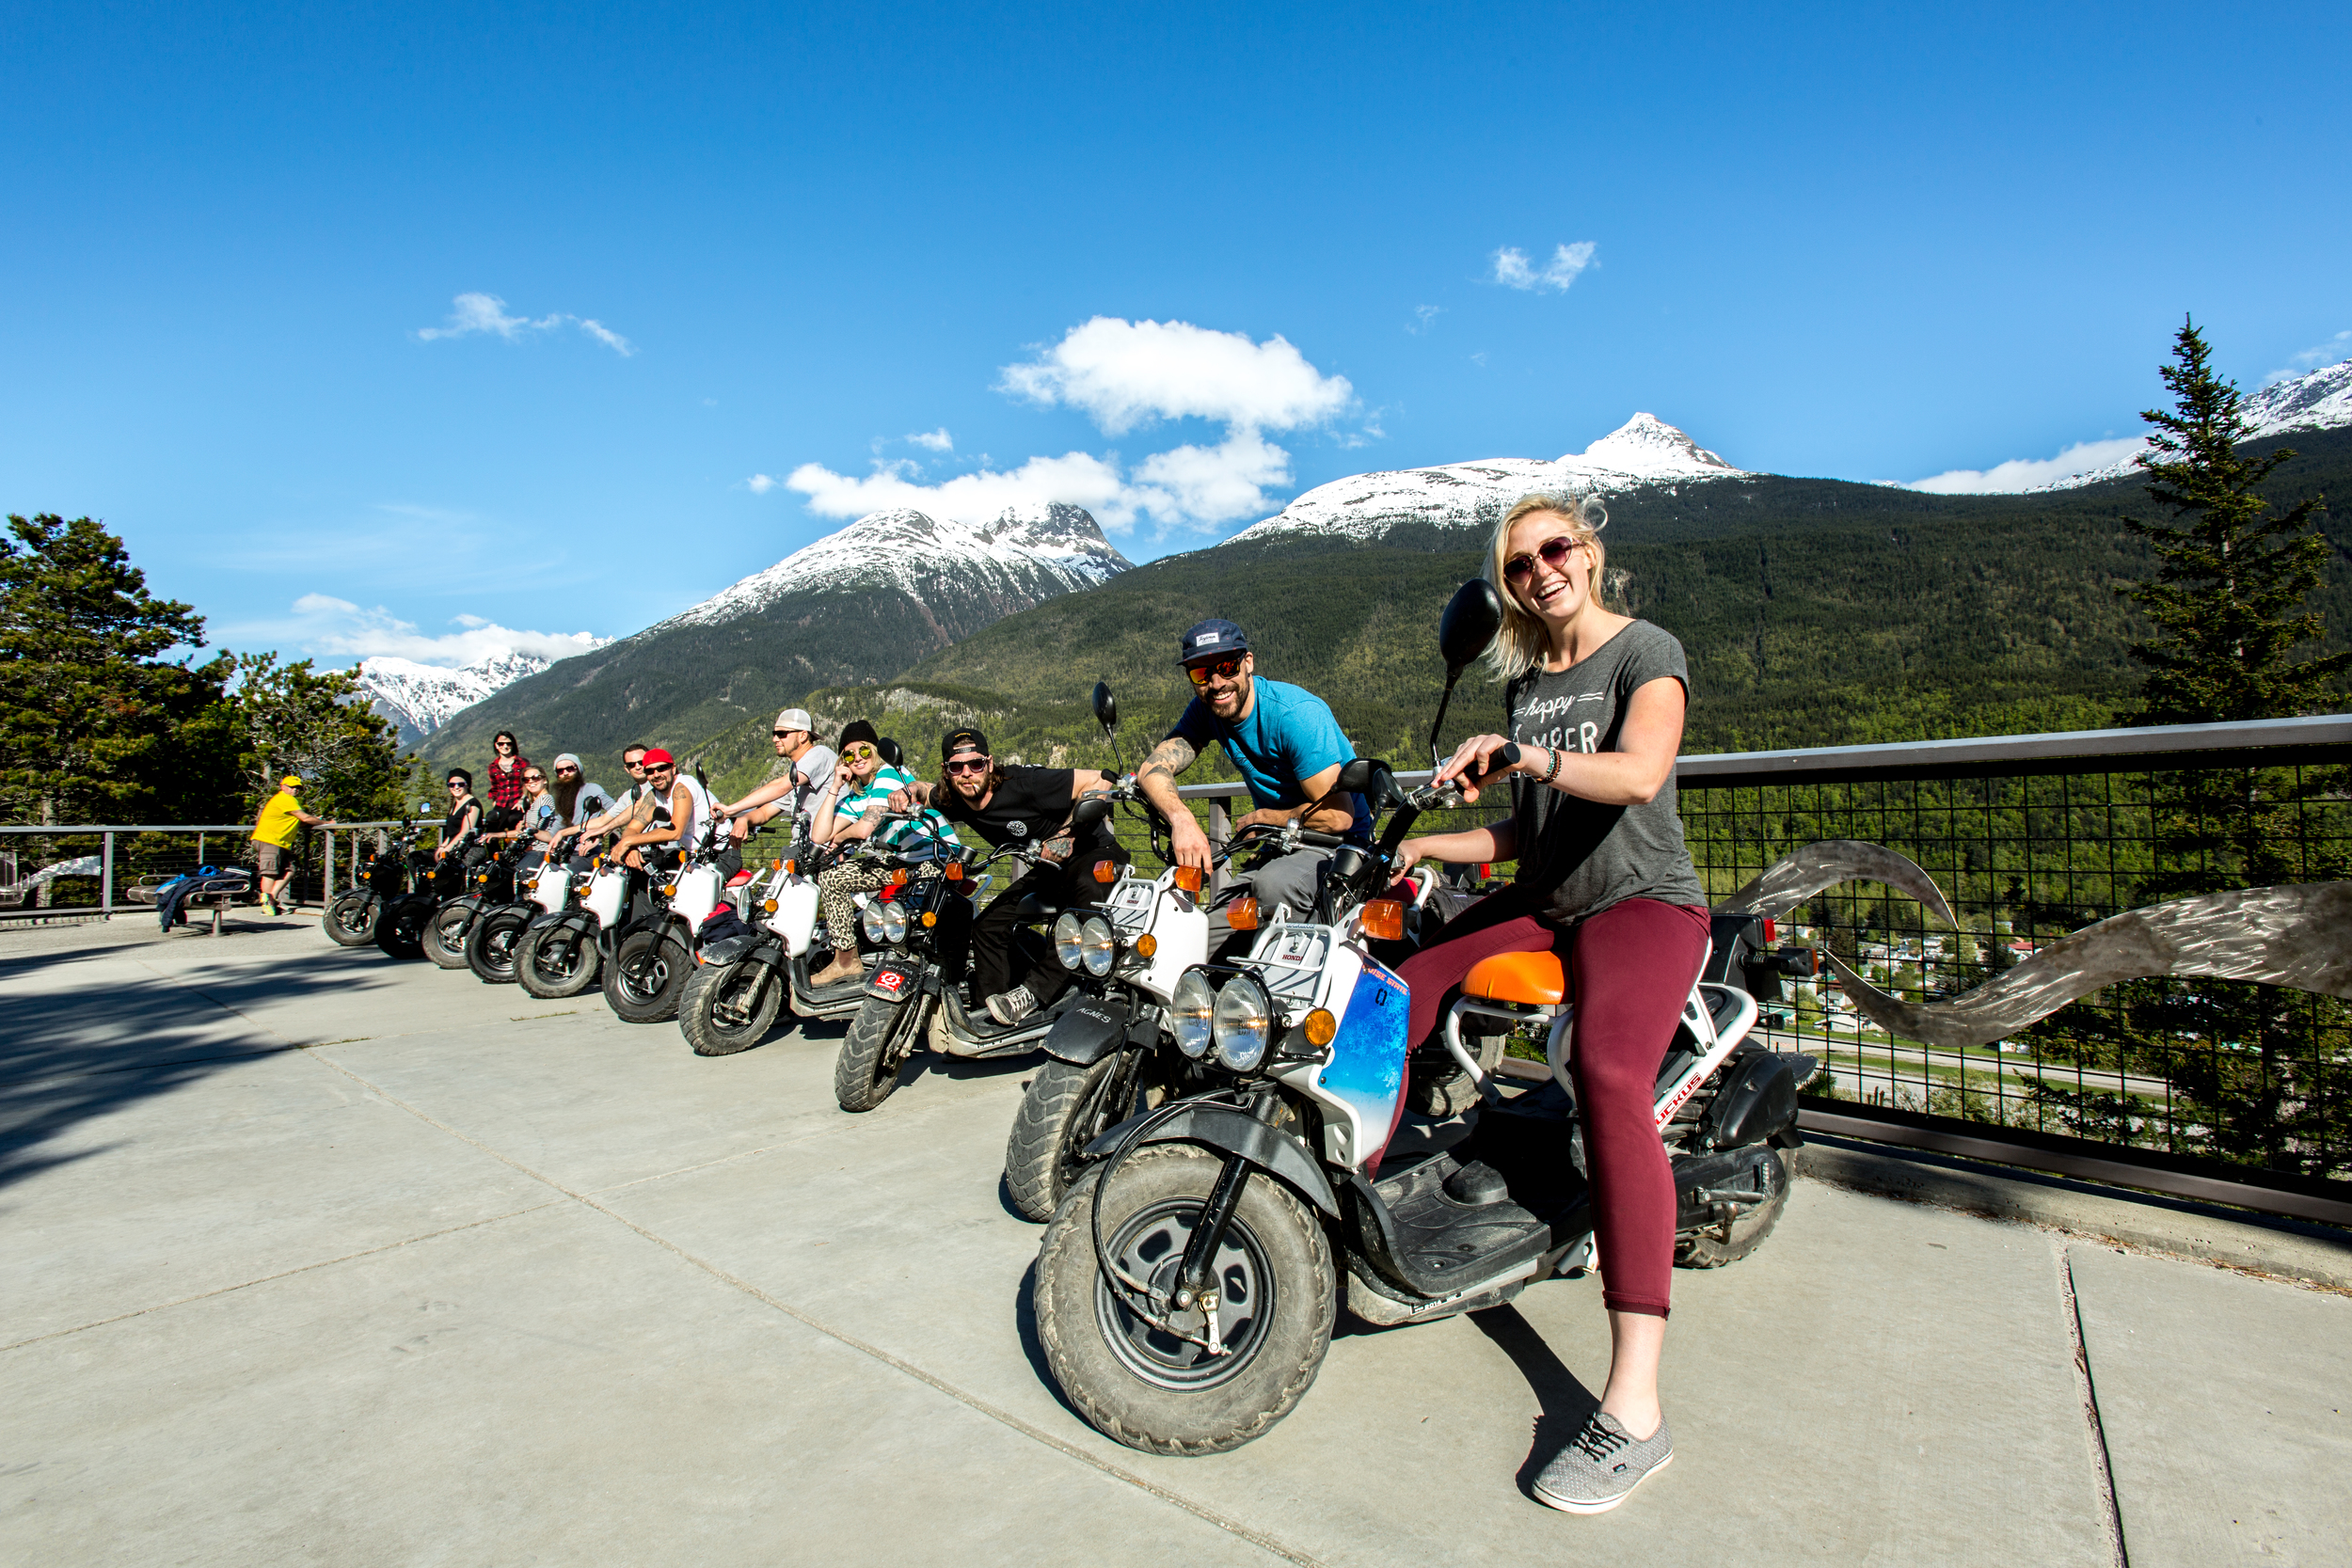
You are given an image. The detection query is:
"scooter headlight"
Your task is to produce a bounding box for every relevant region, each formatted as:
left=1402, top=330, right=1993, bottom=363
left=1170, top=968, right=1216, bottom=1059
left=860, top=902, right=886, bottom=944
left=1054, top=911, right=1085, bottom=971
left=879, top=901, right=908, bottom=944
left=1079, top=915, right=1117, bottom=976
left=1213, top=974, right=1275, bottom=1073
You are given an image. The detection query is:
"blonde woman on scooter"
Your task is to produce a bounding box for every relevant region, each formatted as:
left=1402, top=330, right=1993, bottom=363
left=1391, top=491, right=1708, bottom=1516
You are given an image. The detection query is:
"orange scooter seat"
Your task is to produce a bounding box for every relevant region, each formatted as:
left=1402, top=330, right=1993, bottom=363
left=1462, top=949, right=1565, bottom=1006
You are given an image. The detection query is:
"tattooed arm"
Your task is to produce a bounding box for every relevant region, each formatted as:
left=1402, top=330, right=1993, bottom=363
left=1136, top=736, right=1213, bottom=872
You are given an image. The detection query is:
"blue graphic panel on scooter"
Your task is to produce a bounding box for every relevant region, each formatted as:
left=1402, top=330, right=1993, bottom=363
left=1316, top=961, right=1407, bottom=1144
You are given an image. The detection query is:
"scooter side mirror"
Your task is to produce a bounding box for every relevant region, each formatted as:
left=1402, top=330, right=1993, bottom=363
left=1334, top=757, right=1404, bottom=811
left=1438, top=578, right=1505, bottom=675
left=1070, top=795, right=1113, bottom=831
left=879, top=737, right=903, bottom=768
left=1091, top=681, right=1118, bottom=733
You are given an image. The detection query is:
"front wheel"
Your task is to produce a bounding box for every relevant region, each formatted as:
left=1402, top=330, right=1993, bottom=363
left=324, top=891, right=379, bottom=946
left=373, top=899, right=428, bottom=960
left=605, top=927, right=690, bottom=1023
left=679, top=959, right=784, bottom=1056
left=516, top=921, right=601, bottom=999
left=1675, top=1146, right=1793, bottom=1269
left=1034, top=1143, right=1335, bottom=1455
left=467, top=907, right=532, bottom=985
left=1004, top=1052, right=1149, bottom=1223
left=834, top=992, right=930, bottom=1112
left=425, top=904, right=475, bottom=969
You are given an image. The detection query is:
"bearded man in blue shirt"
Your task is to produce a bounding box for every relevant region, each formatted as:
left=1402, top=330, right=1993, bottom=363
left=1135, top=617, right=1371, bottom=925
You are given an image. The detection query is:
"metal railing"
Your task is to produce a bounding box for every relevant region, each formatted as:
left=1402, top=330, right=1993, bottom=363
left=0, top=820, right=438, bottom=921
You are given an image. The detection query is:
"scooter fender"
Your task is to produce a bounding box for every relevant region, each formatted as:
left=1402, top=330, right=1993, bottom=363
left=1698, top=1050, right=1812, bottom=1150
left=865, top=956, right=922, bottom=1003
left=1042, top=994, right=1128, bottom=1066
left=1087, top=1102, right=1342, bottom=1220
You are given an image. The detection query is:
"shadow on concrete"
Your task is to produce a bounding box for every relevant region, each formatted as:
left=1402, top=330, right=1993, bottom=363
left=1469, top=1305, right=1600, bottom=1496
left=1011, top=1257, right=1094, bottom=1428
left=0, top=947, right=406, bottom=1194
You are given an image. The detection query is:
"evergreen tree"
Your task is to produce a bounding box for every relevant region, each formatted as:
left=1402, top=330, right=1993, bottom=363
left=2122, top=317, right=2347, bottom=723
left=0, top=514, right=230, bottom=823
left=224, top=652, right=413, bottom=824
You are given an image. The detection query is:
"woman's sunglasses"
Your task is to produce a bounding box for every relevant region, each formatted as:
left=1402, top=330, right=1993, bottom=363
left=447, top=781, right=467, bottom=790
left=524, top=773, right=545, bottom=784
left=842, top=743, right=879, bottom=761
left=1502, top=535, right=1581, bottom=584
left=1186, top=656, right=1246, bottom=686
left=945, top=756, right=990, bottom=775
left=495, top=740, right=515, bottom=750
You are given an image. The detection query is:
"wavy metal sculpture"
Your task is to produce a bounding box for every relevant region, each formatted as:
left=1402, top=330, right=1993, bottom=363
left=1822, top=883, right=2352, bottom=1050
left=1711, top=839, right=1957, bottom=927
left=1710, top=841, right=2351, bottom=1051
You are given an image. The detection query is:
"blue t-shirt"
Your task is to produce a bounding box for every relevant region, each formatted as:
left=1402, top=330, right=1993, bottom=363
left=1169, top=676, right=1373, bottom=842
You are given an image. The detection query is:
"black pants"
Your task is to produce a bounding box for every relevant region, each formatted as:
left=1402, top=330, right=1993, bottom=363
left=969, top=848, right=1123, bottom=1008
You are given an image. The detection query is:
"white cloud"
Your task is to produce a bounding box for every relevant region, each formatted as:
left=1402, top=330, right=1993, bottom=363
left=414, top=292, right=635, bottom=356
left=787, top=451, right=1154, bottom=531
left=1492, top=242, right=1597, bottom=293
left=270, top=594, right=610, bottom=666
left=1907, top=436, right=2148, bottom=495
left=2265, top=330, right=2351, bottom=386
left=906, top=428, right=954, bottom=452
left=1406, top=305, right=1443, bottom=335
left=1133, top=431, right=1294, bottom=523
left=744, top=473, right=779, bottom=494
left=997, top=317, right=1353, bottom=435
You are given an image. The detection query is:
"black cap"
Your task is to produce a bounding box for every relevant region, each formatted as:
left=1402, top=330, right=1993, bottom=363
left=837, top=719, right=880, bottom=751
left=1179, top=618, right=1249, bottom=664
left=942, top=726, right=990, bottom=760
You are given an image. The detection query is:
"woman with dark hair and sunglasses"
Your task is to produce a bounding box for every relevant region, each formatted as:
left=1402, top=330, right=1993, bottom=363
left=1387, top=490, right=1708, bottom=1517
left=485, top=732, right=532, bottom=813
left=434, top=769, right=485, bottom=863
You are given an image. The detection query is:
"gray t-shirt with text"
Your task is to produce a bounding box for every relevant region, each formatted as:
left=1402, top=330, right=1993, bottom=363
left=1507, top=619, right=1706, bottom=922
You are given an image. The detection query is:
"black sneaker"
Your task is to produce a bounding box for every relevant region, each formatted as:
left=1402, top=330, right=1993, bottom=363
left=985, top=985, right=1038, bottom=1026
left=1532, top=1411, right=1674, bottom=1514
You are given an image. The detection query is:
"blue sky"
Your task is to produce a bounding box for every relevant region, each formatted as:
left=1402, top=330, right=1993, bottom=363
left=5, top=1, right=2347, bottom=668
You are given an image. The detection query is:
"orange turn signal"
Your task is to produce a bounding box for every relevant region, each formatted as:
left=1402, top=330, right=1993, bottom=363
left=920, top=911, right=937, bottom=927
left=1094, top=860, right=1119, bottom=884
left=1227, top=895, right=1260, bottom=931
left=945, top=862, right=964, bottom=881
left=762, top=898, right=778, bottom=913
left=1135, top=933, right=1157, bottom=958
left=1172, top=864, right=1203, bottom=894
left=886, top=868, right=909, bottom=889
left=771, top=857, right=784, bottom=872
left=1302, top=1008, right=1337, bottom=1047
left=1359, top=898, right=1405, bottom=942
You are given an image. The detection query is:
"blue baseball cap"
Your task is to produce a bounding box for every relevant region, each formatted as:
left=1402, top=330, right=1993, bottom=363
left=1178, top=618, right=1250, bottom=664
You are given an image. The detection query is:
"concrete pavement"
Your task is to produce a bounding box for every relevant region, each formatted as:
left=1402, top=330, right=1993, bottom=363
left=3, top=916, right=2344, bottom=1566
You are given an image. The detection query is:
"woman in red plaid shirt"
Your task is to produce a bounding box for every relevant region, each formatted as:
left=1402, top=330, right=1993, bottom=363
left=486, top=731, right=532, bottom=813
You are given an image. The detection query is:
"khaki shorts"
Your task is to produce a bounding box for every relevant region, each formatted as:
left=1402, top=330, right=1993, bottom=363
left=253, top=842, right=296, bottom=876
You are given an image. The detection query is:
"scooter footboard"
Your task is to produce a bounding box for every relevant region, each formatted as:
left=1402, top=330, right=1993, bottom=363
left=1086, top=1103, right=1342, bottom=1220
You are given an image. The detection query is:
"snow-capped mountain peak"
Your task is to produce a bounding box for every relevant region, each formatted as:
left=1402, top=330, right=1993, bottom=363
left=655, top=501, right=1132, bottom=631
left=1571, top=412, right=1740, bottom=476
left=2026, top=358, right=2352, bottom=493
left=1226, top=413, right=1744, bottom=546
left=356, top=649, right=561, bottom=744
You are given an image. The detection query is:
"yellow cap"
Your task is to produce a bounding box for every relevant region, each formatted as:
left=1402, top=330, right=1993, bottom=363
left=281, top=775, right=305, bottom=788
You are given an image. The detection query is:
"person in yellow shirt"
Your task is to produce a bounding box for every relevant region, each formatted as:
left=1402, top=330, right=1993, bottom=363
left=251, top=775, right=338, bottom=916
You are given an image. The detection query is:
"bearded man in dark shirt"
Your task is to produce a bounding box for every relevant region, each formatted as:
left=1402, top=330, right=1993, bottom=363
left=890, top=727, right=1123, bottom=1026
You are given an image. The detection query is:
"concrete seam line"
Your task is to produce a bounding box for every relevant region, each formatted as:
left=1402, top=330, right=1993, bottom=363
left=130, top=958, right=300, bottom=1045
left=2053, top=1237, right=2131, bottom=1568
left=0, top=1202, right=564, bottom=1354
left=298, top=1053, right=1326, bottom=1568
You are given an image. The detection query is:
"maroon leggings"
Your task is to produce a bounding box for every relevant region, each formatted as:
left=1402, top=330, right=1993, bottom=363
left=1397, top=891, right=1710, bottom=1319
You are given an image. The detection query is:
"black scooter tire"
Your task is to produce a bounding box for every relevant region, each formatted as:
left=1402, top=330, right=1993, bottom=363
left=604, top=928, right=690, bottom=1023
left=1035, top=1144, right=1334, bottom=1456
left=467, top=907, right=532, bottom=985
left=373, top=901, right=428, bottom=960
left=516, top=922, right=601, bottom=999
left=425, top=904, right=474, bottom=969
left=1004, top=1053, right=1139, bottom=1224
left=834, top=993, right=926, bottom=1112
left=678, top=960, right=783, bottom=1056
left=1675, top=1147, right=1792, bottom=1269
left=324, top=891, right=379, bottom=946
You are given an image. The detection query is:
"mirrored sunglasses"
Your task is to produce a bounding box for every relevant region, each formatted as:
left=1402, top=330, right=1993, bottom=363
left=1186, top=656, right=1246, bottom=686
left=842, top=743, right=879, bottom=760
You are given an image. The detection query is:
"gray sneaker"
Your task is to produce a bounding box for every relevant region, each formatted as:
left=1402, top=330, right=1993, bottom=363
left=985, top=985, right=1038, bottom=1026
left=1533, top=1411, right=1674, bottom=1514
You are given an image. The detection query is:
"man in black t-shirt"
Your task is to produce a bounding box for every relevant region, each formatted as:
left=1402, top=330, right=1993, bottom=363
left=891, top=727, right=1122, bottom=1025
